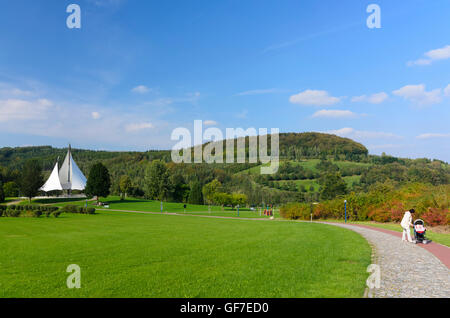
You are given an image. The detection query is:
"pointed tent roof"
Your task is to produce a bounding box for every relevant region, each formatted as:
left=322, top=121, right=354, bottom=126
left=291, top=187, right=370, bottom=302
left=58, top=145, right=87, bottom=191
left=40, top=145, right=87, bottom=192
left=40, top=161, right=63, bottom=192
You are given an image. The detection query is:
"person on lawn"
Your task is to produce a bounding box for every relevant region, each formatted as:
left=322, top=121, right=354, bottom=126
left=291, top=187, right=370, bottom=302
left=401, top=209, right=415, bottom=243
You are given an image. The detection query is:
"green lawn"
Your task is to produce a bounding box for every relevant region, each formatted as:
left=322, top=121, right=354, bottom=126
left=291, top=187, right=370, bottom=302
left=0, top=211, right=371, bottom=298
left=4, top=197, right=20, bottom=204
left=25, top=196, right=279, bottom=219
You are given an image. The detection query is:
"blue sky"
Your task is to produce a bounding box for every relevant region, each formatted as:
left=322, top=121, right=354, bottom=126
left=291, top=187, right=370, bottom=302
left=0, top=0, right=449, bottom=161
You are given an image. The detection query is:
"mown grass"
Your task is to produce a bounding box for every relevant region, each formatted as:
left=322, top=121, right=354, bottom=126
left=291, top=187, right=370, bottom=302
left=24, top=196, right=278, bottom=219
left=0, top=211, right=371, bottom=298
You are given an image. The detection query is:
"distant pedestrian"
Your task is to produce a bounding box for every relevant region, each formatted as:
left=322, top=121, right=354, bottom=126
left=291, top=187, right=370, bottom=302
left=401, top=209, right=415, bottom=243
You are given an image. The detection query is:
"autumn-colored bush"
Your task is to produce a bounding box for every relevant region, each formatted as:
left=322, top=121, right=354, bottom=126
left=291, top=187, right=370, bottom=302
left=280, top=182, right=449, bottom=225
left=388, top=201, right=405, bottom=222
left=421, top=208, right=448, bottom=226
left=368, top=208, right=391, bottom=223
left=279, top=203, right=311, bottom=220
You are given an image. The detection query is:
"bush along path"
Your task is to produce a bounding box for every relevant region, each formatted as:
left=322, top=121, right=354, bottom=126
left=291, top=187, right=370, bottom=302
left=321, top=222, right=450, bottom=298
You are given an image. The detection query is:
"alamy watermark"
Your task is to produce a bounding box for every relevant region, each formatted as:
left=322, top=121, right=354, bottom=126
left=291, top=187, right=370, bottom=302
left=366, top=264, right=381, bottom=289
left=66, top=264, right=81, bottom=289
left=66, top=4, right=81, bottom=29
left=171, top=120, right=279, bottom=174
left=366, top=4, right=381, bottom=29
left=65, top=4, right=380, bottom=30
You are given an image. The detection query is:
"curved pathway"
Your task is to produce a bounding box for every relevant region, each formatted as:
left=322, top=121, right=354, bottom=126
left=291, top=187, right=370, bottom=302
left=322, top=222, right=450, bottom=298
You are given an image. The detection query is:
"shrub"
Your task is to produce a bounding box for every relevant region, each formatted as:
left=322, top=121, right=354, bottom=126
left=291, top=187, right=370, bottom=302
left=388, top=201, right=405, bottom=222
left=44, top=211, right=52, bottom=218
left=62, top=205, right=79, bottom=213
left=52, top=211, right=62, bottom=218
left=421, top=208, right=448, bottom=226
left=368, top=208, right=391, bottom=223
left=280, top=203, right=310, bottom=220
left=32, top=210, right=42, bottom=218
left=86, top=207, right=96, bottom=214
left=0, top=205, right=6, bottom=216
left=7, top=209, right=21, bottom=217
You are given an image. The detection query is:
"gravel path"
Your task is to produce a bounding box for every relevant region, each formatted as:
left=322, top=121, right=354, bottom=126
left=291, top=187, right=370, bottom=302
left=322, top=222, right=450, bottom=298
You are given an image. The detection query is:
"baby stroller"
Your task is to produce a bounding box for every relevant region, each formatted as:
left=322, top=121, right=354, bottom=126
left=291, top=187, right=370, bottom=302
left=413, top=219, right=432, bottom=244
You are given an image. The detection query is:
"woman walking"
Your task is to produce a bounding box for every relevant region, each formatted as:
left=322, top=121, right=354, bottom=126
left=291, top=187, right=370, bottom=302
left=400, top=209, right=415, bottom=243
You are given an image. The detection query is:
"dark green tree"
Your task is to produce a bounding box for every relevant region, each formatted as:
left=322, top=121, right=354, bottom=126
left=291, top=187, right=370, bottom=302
left=188, top=181, right=203, bottom=205
left=170, top=174, right=189, bottom=202
left=85, top=162, right=111, bottom=203
left=145, top=160, right=171, bottom=201
left=202, top=179, right=222, bottom=204
left=319, top=172, right=348, bottom=200
left=119, top=175, right=132, bottom=200
left=0, top=181, right=5, bottom=203
left=3, top=181, right=19, bottom=197
left=20, top=159, right=44, bottom=202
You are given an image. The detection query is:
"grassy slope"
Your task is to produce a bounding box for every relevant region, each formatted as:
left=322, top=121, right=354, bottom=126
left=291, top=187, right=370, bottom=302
left=0, top=211, right=371, bottom=298
left=240, top=159, right=367, bottom=194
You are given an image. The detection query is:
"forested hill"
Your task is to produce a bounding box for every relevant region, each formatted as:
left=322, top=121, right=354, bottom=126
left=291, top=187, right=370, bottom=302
left=0, top=133, right=368, bottom=170
left=278, top=132, right=368, bottom=160
left=0, top=132, right=448, bottom=205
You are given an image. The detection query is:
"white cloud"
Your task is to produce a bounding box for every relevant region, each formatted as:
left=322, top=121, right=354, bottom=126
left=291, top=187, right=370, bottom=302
left=326, top=127, right=400, bottom=139
left=417, top=133, right=450, bottom=139
left=91, top=111, right=101, bottom=119
left=203, top=120, right=218, bottom=126
left=407, top=45, right=450, bottom=66
left=351, top=92, right=388, bottom=104
left=289, top=90, right=340, bottom=106
left=407, top=59, right=432, bottom=67
left=312, top=109, right=357, bottom=119
left=0, top=98, right=53, bottom=122
left=0, top=83, right=35, bottom=97
left=425, top=45, right=450, bottom=60
left=131, top=85, right=151, bottom=94
left=0, top=83, right=179, bottom=150
left=125, top=122, right=154, bottom=132
left=444, top=84, right=450, bottom=97
left=392, top=84, right=442, bottom=105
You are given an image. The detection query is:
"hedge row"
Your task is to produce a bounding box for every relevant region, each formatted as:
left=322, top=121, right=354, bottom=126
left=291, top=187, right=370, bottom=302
left=0, top=205, right=61, bottom=218
left=5, top=205, right=59, bottom=212
left=60, top=205, right=96, bottom=214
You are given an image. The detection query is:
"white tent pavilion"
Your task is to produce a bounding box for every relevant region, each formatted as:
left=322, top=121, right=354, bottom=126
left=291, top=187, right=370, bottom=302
left=40, top=145, right=87, bottom=192
left=40, top=161, right=63, bottom=191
